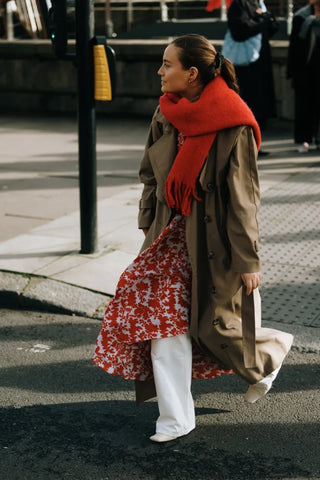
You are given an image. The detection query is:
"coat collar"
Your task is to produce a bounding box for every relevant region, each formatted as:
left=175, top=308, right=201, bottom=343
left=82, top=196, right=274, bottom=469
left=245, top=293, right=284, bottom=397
left=153, top=106, right=176, bottom=135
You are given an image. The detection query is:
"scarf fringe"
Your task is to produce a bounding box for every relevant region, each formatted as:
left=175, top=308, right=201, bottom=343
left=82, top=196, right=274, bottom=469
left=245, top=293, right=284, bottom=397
left=166, top=180, right=202, bottom=216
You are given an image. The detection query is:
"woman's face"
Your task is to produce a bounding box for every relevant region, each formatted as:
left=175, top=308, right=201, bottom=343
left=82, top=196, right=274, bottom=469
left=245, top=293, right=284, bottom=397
left=158, top=44, right=191, bottom=96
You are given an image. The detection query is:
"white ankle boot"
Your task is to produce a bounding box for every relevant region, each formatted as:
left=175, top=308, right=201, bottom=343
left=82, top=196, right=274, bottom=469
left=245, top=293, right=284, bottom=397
left=244, top=365, right=281, bottom=403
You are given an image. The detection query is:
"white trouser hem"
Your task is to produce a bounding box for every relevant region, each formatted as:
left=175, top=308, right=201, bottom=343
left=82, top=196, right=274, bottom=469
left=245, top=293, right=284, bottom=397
left=151, top=333, right=195, bottom=437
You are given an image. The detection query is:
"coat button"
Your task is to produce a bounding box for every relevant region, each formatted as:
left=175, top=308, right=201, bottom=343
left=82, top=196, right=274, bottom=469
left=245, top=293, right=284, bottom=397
left=212, top=318, right=220, bottom=326
left=207, top=182, right=214, bottom=192
left=220, top=343, right=228, bottom=350
left=211, top=286, right=216, bottom=294
left=204, top=215, right=211, bottom=223
left=208, top=251, right=215, bottom=259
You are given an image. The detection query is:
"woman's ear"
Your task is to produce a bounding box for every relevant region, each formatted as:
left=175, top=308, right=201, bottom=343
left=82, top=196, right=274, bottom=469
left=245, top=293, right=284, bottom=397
left=189, top=66, right=199, bottom=83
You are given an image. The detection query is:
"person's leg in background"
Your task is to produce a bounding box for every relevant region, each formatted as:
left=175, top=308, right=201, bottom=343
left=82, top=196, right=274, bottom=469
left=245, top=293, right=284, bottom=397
left=294, top=81, right=314, bottom=152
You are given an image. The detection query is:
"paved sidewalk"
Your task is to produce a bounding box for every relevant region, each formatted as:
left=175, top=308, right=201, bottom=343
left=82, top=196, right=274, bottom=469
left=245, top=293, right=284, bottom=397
left=0, top=115, right=319, bottom=351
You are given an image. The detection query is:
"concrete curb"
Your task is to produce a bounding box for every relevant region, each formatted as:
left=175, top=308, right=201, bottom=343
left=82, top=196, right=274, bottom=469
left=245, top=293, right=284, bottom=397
left=0, top=270, right=111, bottom=320
left=263, top=320, right=320, bottom=354
left=1, top=270, right=319, bottom=354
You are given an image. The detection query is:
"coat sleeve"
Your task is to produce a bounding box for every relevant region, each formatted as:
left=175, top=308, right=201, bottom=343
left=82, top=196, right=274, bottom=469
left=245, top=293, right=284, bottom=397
left=226, top=126, right=261, bottom=273
left=137, top=110, right=160, bottom=229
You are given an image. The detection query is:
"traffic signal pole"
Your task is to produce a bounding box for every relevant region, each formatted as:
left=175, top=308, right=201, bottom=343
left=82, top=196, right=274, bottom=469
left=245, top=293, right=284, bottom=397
left=75, top=0, right=98, bottom=254
left=49, top=0, right=114, bottom=254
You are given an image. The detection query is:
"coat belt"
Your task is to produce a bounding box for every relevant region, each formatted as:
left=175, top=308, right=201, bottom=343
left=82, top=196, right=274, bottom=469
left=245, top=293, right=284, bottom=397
left=241, top=288, right=257, bottom=368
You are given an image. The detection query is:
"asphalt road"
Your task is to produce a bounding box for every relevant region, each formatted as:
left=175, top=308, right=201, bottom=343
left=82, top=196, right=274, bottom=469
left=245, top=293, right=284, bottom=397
left=0, top=308, right=319, bottom=480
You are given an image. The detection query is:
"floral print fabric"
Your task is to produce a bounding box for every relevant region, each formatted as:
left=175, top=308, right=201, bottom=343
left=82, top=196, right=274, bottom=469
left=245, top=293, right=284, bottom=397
left=93, top=215, right=234, bottom=381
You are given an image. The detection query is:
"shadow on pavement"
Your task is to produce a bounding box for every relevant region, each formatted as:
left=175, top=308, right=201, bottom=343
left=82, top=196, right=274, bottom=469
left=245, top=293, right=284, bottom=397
left=0, top=358, right=319, bottom=394
left=0, top=400, right=317, bottom=480
left=0, top=321, right=104, bottom=349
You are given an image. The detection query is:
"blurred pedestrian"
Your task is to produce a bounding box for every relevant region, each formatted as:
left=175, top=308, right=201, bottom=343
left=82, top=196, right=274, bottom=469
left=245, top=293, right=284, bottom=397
left=93, top=34, right=293, bottom=443
left=222, top=0, right=278, bottom=155
left=287, top=0, right=320, bottom=153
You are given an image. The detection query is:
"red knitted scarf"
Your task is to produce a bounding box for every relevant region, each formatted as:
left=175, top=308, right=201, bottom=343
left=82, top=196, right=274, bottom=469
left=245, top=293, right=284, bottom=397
left=159, top=75, right=261, bottom=216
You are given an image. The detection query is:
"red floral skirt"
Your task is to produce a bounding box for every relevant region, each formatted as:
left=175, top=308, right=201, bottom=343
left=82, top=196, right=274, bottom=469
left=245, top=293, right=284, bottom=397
left=93, top=215, right=234, bottom=381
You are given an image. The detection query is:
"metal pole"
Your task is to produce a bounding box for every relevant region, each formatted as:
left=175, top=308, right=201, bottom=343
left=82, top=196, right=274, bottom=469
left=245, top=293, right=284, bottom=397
left=173, top=0, right=178, bottom=20
left=127, top=0, right=133, bottom=31
left=6, top=1, right=15, bottom=40
left=160, top=0, right=168, bottom=22
left=105, top=0, right=114, bottom=37
left=287, top=0, right=293, bottom=36
left=220, top=0, right=227, bottom=21
left=75, top=0, right=98, bottom=254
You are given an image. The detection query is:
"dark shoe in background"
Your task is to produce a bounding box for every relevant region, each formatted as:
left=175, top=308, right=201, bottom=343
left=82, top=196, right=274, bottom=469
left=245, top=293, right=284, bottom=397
left=258, top=150, right=270, bottom=157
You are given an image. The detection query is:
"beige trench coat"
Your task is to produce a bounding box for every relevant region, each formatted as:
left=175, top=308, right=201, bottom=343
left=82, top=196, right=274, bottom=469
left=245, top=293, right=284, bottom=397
left=135, top=107, right=293, bottom=404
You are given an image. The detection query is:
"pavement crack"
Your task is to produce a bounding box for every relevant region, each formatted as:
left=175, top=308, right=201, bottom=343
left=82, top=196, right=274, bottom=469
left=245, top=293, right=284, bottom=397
left=21, top=276, right=44, bottom=295
left=5, top=213, right=54, bottom=221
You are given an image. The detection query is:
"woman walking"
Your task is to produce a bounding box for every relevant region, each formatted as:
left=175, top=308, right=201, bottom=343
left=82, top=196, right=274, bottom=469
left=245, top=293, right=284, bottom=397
left=93, top=34, right=293, bottom=443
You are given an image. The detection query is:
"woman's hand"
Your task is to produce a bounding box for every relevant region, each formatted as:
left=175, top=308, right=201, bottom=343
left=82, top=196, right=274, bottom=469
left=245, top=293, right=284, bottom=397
left=241, top=272, right=261, bottom=295
left=142, top=228, right=149, bottom=237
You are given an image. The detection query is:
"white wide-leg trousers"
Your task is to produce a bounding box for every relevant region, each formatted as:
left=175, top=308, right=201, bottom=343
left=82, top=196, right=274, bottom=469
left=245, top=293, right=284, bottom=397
left=151, top=333, right=195, bottom=437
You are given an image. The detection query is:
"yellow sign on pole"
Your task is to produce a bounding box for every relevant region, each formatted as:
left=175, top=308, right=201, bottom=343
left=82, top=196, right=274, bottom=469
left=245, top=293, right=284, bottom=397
left=93, top=44, right=112, bottom=101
